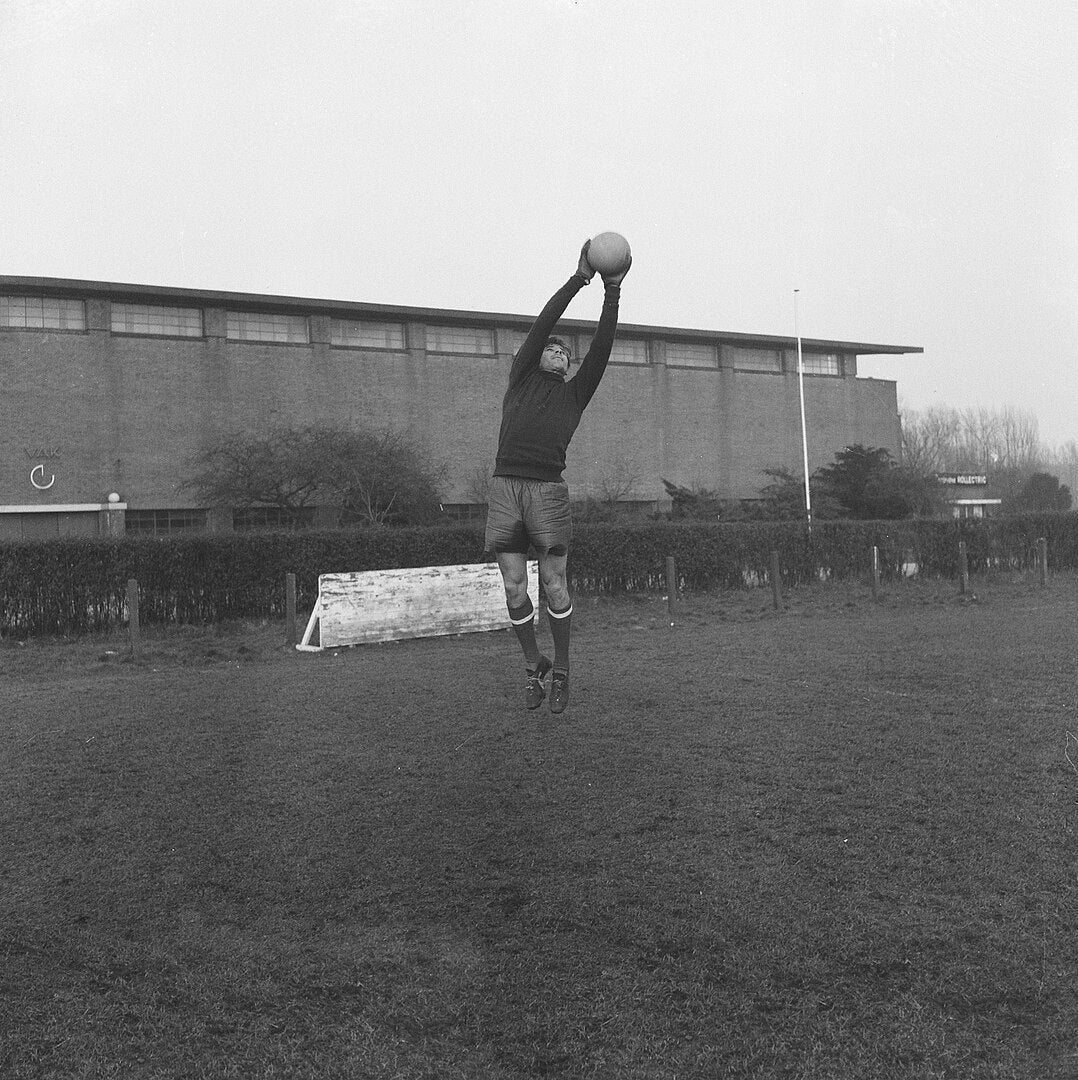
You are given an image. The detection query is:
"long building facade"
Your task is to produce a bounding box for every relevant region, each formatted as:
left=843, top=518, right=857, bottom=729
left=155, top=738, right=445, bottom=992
left=0, top=276, right=921, bottom=538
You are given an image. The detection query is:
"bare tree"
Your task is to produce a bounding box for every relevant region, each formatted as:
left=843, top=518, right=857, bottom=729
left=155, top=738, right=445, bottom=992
left=330, top=429, right=447, bottom=526
left=463, top=462, right=494, bottom=505
left=183, top=425, right=445, bottom=527
left=952, top=408, right=998, bottom=471
left=1047, top=440, right=1078, bottom=500
left=995, top=407, right=1043, bottom=472
left=181, top=427, right=336, bottom=515
left=902, top=404, right=1047, bottom=476
left=594, top=454, right=642, bottom=505
left=900, top=403, right=955, bottom=474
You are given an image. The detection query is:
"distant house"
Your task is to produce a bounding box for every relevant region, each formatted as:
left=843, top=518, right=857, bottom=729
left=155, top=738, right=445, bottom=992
left=935, top=473, right=1002, bottom=519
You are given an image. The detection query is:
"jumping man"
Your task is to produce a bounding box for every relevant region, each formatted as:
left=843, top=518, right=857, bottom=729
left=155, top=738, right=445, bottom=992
left=485, top=239, right=631, bottom=714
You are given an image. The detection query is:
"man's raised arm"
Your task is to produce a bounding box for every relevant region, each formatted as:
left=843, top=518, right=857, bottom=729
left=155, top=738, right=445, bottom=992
left=507, top=242, right=594, bottom=388
left=571, top=253, right=632, bottom=408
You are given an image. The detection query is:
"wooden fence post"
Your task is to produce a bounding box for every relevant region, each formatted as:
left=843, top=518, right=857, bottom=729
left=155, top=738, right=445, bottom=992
left=665, top=556, right=677, bottom=626
left=770, top=550, right=783, bottom=611
left=1038, top=537, right=1048, bottom=587
left=127, top=578, right=140, bottom=657
left=285, top=573, right=297, bottom=644
left=958, top=541, right=969, bottom=595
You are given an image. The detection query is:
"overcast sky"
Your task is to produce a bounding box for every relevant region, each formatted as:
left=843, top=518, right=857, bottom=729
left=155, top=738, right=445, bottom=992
left=3, top=0, right=1075, bottom=446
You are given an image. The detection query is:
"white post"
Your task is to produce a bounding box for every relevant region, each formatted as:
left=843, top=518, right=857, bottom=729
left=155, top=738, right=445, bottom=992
left=794, top=289, right=812, bottom=528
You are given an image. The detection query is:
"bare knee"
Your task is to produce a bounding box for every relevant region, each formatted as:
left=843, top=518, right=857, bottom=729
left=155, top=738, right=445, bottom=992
left=498, top=561, right=529, bottom=608
left=503, top=579, right=529, bottom=608
left=540, top=567, right=570, bottom=610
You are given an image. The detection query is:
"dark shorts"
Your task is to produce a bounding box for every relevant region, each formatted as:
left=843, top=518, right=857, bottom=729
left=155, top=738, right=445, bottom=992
left=484, top=476, right=572, bottom=557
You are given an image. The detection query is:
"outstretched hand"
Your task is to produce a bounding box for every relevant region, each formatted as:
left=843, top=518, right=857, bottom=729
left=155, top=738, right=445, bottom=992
left=576, top=240, right=595, bottom=283
left=602, top=253, right=632, bottom=287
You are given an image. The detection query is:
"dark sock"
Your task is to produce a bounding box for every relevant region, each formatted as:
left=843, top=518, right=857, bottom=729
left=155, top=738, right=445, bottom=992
left=547, top=601, right=572, bottom=672
left=508, top=598, right=541, bottom=667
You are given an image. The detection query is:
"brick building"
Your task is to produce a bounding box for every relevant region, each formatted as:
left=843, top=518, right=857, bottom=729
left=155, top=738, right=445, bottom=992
left=0, top=276, right=921, bottom=538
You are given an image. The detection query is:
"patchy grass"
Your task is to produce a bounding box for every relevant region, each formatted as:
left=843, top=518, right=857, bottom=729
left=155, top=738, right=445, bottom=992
left=2, top=575, right=1077, bottom=1078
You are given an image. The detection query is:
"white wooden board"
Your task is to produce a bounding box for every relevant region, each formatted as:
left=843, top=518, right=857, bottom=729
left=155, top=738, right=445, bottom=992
left=297, top=560, right=539, bottom=649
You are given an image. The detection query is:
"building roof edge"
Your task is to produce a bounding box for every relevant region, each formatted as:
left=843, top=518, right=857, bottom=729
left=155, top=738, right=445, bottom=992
left=0, top=275, right=923, bottom=356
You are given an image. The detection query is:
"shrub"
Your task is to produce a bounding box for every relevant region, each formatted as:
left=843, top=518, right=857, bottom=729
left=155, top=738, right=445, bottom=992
left=3, top=514, right=1077, bottom=637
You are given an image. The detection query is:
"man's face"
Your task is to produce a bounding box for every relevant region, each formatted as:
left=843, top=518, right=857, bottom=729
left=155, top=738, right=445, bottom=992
left=539, top=342, right=572, bottom=378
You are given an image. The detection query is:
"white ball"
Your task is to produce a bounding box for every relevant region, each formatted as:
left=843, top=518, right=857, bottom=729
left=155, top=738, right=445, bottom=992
left=587, top=232, right=631, bottom=275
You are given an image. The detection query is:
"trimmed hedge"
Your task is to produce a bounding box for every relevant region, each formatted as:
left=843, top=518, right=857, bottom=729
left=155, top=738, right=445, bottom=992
left=568, top=514, right=1078, bottom=592
left=2, top=513, right=1077, bottom=638
left=0, top=527, right=486, bottom=639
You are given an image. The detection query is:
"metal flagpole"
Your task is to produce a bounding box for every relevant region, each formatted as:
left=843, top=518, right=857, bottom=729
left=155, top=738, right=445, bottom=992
left=794, top=289, right=812, bottom=529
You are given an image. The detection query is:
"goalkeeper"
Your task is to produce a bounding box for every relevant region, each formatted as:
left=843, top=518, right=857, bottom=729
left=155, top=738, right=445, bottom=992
left=484, top=239, right=631, bottom=714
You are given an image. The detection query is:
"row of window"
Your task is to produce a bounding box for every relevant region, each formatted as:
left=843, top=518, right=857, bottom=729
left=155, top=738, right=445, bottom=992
left=125, top=507, right=318, bottom=535
left=1, top=296, right=87, bottom=331
left=0, top=296, right=405, bottom=346
left=0, top=294, right=843, bottom=374
left=124, top=505, right=468, bottom=535
left=125, top=508, right=208, bottom=534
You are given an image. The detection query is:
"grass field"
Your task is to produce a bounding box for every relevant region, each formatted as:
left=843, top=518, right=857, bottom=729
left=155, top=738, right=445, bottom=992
left=3, top=575, right=1077, bottom=1079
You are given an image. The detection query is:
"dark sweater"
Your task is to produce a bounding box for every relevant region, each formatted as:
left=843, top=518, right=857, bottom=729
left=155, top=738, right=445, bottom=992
left=493, top=275, right=621, bottom=483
